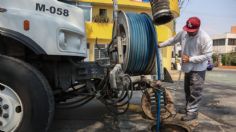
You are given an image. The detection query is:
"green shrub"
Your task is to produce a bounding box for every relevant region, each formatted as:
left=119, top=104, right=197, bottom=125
left=221, top=52, right=236, bottom=66
left=230, top=53, right=236, bottom=66
left=222, top=54, right=226, bottom=65
left=212, top=53, right=217, bottom=63
left=231, top=57, right=236, bottom=66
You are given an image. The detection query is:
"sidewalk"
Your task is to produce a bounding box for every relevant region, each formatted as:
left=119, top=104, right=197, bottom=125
left=162, top=69, right=235, bottom=132
left=218, top=66, right=236, bottom=69
left=168, top=67, right=236, bottom=82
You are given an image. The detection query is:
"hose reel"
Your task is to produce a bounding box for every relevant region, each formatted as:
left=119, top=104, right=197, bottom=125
left=112, top=11, right=163, bottom=79
left=107, top=1, right=177, bottom=115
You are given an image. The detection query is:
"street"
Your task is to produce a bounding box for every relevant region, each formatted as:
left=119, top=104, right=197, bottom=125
left=49, top=69, right=236, bottom=132
left=172, top=68, right=236, bottom=131
left=201, top=69, right=236, bottom=130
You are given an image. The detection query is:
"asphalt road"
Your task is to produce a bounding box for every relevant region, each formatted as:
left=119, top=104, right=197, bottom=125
left=203, top=69, right=236, bottom=129
left=49, top=69, right=236, bottom=132
left=173, top=69, right=236, bottom=131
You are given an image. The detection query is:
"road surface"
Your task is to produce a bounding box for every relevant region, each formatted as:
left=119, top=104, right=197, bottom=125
left=49, top=69, right=236, bottom=132
left=173, top=69, right=236, bottom=132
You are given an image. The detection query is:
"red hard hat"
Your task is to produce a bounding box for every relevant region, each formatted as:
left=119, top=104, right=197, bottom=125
left=183, top=17, right=201, bottom=33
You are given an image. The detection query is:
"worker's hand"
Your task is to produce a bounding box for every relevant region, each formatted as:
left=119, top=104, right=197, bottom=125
left=182, top=54, right=190, bottom=63
left=157, top=44, right=160, bottom=48
left=150, top=80, right=162, bottom=88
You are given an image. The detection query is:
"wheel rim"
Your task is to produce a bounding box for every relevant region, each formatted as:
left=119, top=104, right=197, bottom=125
left=0, top=83, right=23, bottom=132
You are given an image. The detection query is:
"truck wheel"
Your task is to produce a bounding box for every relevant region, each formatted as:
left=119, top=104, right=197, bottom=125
left=0, top=55, right=54, bottom=132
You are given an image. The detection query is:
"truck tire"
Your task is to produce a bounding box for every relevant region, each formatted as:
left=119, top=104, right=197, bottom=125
left=0, top=55, right=54, bottom=132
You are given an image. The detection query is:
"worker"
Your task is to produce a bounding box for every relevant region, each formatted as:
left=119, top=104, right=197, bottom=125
left=158, top=17, right=213, bottom=121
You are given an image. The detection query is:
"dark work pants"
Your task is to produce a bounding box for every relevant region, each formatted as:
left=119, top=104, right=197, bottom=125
left=184, top=71, right=206, bottom=113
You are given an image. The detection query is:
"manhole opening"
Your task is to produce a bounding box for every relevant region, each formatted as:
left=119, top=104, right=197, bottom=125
left=151, top=123, right=191, bottom=132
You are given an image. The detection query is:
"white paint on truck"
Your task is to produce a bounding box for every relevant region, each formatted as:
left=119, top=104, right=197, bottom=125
left=0, top=0, right=87, bottom=57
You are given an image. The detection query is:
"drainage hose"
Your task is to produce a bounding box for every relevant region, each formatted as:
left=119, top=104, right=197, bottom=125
left=149, top=0, right=174, bottom=25
left=121, top=12, right=163, bottom=80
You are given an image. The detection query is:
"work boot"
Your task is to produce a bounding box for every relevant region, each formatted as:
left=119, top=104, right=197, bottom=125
left=178, top=109, right=187, bottom=114
left=181, top=112, right=198, bottom=121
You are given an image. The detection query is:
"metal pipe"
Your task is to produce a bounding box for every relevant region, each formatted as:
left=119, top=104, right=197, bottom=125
left=112, top=0, right=119, bottom=35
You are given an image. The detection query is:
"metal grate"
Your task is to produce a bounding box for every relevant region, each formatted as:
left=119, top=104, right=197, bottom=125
left=95, top=44, right=106, bottom=60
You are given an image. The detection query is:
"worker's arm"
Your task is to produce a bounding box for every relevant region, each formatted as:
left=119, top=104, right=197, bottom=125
left=189, top=40, right=213, bottom=63
left=159, top=31, right=183, bottom=48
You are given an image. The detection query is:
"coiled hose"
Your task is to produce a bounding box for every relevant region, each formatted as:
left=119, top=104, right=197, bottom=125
left=124, top=12, right=162, bottom=80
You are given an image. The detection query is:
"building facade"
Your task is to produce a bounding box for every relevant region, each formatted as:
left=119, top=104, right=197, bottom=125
left=212, top=26, right=236, bottom=54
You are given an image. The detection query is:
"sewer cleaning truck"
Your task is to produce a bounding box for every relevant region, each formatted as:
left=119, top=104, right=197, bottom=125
left=0, top=0, right=178, bottom=131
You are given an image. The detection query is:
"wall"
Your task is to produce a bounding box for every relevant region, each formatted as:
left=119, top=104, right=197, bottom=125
left=212, top=33, right=236, bottom=54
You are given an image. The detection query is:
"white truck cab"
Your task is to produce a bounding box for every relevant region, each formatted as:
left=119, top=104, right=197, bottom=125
left=0, top=0, right=87, bottom=57
left=0, top=1, right=90, bottom=131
